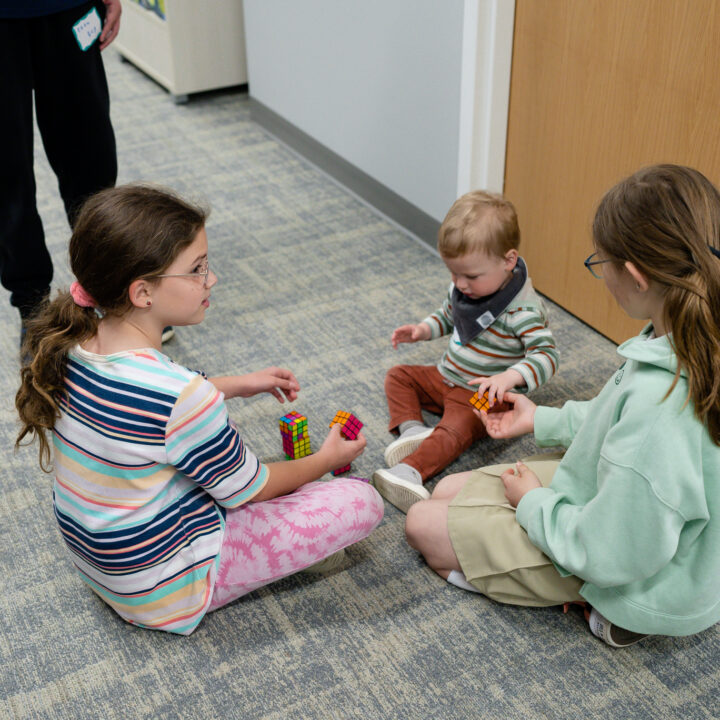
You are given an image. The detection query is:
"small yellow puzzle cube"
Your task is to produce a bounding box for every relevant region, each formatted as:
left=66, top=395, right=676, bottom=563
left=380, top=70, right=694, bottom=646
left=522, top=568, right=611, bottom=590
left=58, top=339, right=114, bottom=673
left=469, top=390, right=491, bottom=412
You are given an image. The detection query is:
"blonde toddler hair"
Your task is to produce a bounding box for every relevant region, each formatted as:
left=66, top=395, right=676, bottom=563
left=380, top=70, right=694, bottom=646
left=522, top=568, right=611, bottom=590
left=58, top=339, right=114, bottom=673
left=437, top=190, right=520, bottom=259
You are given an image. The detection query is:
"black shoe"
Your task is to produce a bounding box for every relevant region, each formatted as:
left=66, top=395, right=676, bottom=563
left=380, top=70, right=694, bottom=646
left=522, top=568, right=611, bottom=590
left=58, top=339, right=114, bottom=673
left=161, top=326, right=175, bottom=343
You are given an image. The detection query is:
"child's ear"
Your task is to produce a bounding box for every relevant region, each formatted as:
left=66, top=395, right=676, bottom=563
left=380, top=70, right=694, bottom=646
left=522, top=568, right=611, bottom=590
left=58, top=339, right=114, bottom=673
left=504, top=249, right=519, bottom=271
left=128, top=279, right=153, bottom=308
left=624, top=261, right=650, bottom=292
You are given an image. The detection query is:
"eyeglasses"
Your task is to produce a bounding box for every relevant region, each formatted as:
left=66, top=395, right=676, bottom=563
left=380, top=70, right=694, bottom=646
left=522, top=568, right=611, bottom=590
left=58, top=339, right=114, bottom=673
left=155, top=259, right=211, bottom=286
left=584, top=252, right=612, bottom=279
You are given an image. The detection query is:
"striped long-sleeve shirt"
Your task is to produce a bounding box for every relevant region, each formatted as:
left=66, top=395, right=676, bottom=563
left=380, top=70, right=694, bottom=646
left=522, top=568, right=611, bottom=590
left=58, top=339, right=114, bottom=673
left=52, top=346, right=268, bottom=635
left=422, top=277, right=558, bottom=392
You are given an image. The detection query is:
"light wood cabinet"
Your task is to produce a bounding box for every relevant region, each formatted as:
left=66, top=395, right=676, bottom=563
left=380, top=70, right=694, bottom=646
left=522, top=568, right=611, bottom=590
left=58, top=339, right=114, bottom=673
left=115, top=0, right=248, bottom=103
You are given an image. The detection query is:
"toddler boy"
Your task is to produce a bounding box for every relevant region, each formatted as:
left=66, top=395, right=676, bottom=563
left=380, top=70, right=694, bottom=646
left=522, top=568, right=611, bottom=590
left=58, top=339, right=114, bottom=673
left=373, top=190, right=558, bottom=512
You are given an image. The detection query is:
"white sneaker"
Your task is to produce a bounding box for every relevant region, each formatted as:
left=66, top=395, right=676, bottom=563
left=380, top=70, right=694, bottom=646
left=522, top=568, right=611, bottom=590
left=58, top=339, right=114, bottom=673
left=588, top=608, right=648, bottom=647
left=372, top=467, right=430, bottom=513
left=301, top=548, right=346, bottom=574
left=383, top=427, right=433, bottom=466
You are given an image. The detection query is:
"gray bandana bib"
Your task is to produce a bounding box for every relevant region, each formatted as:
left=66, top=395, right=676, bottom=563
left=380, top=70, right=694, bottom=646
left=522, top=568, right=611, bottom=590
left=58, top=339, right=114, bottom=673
left=451, top=257, right=527, bottom=345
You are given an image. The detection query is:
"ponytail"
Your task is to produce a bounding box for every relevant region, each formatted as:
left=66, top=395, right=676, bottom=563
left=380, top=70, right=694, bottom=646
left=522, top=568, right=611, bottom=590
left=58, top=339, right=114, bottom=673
left=662, top=258, right=720, bottom=444
left=593, top=164, right=720, bottom=445
left=14, top=183, right=208, bottom=472
left=16, top=293, right=100, bottom=471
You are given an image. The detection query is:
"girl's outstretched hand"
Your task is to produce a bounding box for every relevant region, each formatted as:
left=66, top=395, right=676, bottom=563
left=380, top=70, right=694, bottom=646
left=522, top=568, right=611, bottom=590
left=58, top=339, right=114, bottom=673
left=213, top=367, right=300, bottom=401
left=318, top=423, right=367, bottom=469
left=501, top=461, right=541, bottom=508
left=477, top=391, right=536, bottom=439
left=240, top=367, right=300, bottom=401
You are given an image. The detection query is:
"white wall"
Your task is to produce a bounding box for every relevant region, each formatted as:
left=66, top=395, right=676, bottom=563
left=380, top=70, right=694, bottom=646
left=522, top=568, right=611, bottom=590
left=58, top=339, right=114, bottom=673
left=459, top=0, right=515, bottom=195
left=243, top=0, right=513, bottom=224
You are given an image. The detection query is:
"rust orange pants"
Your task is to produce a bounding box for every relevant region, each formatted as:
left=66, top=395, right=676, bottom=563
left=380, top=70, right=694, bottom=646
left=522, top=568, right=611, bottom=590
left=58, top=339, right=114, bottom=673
left=384, top=364, right=508, bottom=482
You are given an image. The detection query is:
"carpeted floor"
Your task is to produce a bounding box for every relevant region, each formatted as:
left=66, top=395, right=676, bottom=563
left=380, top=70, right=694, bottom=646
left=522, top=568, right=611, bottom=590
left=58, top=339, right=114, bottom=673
left=1, top=47, right=718, bottom=720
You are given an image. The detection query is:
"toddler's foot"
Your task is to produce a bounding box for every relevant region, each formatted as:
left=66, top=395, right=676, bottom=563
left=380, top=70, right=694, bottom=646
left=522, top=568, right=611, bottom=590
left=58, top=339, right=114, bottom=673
left=301, top=548, right=346, bottom=574
left=588, top=608, right=649, bottom=648
left=384, top=425, right=433, bottom=466
left=372, top=463, right=429, bottom=513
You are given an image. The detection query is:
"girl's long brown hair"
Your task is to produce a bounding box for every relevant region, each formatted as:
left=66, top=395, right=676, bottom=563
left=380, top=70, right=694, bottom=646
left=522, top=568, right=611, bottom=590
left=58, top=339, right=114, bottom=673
left=16, top=184, right=208, bottom=471
left=593, top=164, right=720, bottom=444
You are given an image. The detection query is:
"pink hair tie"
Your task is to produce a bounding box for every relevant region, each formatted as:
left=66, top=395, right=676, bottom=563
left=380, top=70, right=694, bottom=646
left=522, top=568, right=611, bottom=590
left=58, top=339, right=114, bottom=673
left=70, top=281, right=103, bottom=318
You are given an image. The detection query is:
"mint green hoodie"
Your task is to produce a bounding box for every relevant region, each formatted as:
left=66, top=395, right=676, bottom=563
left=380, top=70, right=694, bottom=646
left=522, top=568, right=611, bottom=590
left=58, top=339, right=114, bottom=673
left=516, top=328, right=720, bottom=636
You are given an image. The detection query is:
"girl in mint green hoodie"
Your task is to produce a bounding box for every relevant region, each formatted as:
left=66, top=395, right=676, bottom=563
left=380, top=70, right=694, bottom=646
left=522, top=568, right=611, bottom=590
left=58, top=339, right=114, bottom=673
left=405, top=164, right=720, bottom=647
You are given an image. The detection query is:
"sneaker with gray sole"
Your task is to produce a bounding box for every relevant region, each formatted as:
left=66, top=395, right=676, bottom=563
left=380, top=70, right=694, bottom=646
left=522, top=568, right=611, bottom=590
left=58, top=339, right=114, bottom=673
left=589, top=608, right=649, bottom=647
left=300, top=548, right=346, bottom=574
left=372, top=467, right=430, bottom=513
left=383, top=427, right=433, bottom=466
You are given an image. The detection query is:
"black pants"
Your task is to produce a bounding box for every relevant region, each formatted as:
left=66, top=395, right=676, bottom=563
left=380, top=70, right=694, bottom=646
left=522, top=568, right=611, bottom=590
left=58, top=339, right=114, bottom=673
left=0, top=1, right=117, bottom=316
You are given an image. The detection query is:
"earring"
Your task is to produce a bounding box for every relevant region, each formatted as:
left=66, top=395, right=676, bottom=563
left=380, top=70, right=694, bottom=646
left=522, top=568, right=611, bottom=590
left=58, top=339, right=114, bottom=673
left=146, top=300, right=152, bottom=307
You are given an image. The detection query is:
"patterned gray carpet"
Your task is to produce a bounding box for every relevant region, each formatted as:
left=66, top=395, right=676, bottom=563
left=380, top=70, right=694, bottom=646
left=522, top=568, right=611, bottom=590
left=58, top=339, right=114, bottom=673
left=1, top=48, right=718, bottom=720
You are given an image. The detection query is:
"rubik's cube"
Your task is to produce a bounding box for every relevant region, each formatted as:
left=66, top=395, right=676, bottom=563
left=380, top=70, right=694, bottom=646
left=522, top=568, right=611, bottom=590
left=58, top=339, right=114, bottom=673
left=469, top=390, right=491, bottom=412
left=279, top=411, right=312, bottom=459
left=329, top=411, right=363, bottom=475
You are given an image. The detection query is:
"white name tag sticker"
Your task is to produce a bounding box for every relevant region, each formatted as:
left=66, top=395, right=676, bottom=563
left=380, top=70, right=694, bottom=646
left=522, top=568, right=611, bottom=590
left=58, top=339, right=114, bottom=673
left=476, top=311, right=495, bottom=329
left=72, top=7, right=102, bottom=51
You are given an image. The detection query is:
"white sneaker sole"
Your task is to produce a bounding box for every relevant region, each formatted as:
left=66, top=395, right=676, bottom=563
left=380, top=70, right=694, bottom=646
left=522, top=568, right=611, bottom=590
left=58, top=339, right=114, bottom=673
left=372, top=468, right=430, bottom=513
left=383, top=427, right=433, bottom=466
left=588, top=608, right=648, bottom=647
left=301, top=548, right=346, bottom=574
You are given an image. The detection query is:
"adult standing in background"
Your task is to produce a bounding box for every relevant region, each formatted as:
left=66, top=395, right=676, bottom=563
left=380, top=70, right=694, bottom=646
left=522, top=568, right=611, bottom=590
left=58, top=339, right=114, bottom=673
left=0, top=0, right=121, bottom=341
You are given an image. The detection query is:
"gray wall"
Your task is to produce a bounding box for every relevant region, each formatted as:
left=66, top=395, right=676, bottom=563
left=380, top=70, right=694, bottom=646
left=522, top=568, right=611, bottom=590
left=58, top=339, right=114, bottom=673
left=243, top=0, right=464, bottom=223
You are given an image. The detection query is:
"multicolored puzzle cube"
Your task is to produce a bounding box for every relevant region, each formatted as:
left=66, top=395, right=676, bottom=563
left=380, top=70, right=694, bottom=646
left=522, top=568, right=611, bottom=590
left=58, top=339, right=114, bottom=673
left=469, top=389, right=491, bottom=412
left=329, top=410, right=363, bottom=475
left=279, top=410, right=312, bottom=459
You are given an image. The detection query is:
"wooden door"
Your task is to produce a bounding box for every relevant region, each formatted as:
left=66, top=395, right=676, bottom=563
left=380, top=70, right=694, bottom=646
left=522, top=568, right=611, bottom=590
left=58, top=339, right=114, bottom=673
left=504, top=0, right=720, bottom=343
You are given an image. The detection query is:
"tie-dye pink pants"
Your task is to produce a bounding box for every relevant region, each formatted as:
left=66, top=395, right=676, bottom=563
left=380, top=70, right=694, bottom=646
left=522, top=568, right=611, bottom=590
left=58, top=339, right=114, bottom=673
left=207, top=478, right=384, bottom=610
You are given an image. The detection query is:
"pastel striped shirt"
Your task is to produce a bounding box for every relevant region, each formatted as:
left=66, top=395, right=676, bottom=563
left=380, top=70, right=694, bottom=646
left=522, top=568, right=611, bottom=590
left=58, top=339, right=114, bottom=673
left=422, top=276, right=559, bottom=392
left=53, top=346, right=268, bottom=635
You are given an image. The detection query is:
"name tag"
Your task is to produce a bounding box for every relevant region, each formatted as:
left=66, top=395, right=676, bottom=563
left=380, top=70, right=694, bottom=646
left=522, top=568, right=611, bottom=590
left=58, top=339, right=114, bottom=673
left=477, top=311, right=494, bottom=329
left=72, top=7, right=102, bottom=51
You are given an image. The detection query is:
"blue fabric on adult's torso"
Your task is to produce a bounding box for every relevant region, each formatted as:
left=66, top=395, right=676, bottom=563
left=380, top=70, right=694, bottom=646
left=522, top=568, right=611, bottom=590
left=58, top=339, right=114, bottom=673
left=0, top=0, right=88, bottom=19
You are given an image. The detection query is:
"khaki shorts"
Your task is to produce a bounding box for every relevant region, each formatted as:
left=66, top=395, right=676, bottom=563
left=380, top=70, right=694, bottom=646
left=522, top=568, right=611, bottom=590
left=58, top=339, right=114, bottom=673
left=447, top=453, right=583, bottom=607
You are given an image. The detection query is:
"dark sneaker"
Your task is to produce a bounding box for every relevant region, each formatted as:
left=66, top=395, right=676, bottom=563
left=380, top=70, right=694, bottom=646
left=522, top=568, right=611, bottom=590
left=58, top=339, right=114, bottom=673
left=589, top=608, right=649, bottom=647
left=161, top=326, right=175, bottom=343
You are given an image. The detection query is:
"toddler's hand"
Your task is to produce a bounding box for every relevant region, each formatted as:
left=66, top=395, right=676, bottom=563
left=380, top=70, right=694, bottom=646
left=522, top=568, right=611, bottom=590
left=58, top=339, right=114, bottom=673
left=319, top=423, right=367, bottom=470
left=501, top=461, right=541, bottom=507
left=391, top=323, right=431, bottom=349
left=470, top=368, right=524, bottom=406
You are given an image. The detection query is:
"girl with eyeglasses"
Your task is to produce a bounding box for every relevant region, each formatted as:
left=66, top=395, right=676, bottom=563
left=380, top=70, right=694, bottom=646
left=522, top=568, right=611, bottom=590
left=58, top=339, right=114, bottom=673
left=16, top=184, right=383, bottom=635
left=405, top=164, right=720, bottom=647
